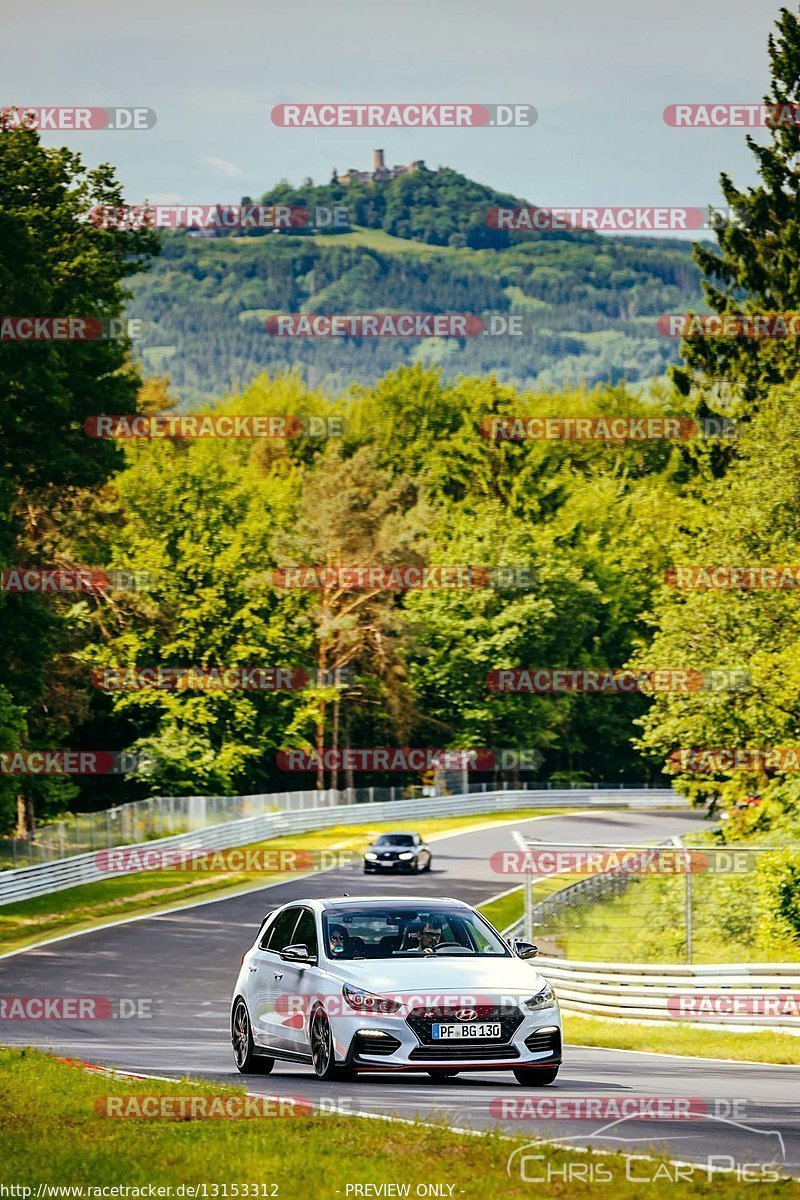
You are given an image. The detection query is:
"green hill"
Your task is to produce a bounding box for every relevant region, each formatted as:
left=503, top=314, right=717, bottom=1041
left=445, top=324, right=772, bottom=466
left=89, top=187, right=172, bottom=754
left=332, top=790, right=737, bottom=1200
left=127, top=165, right=705, bottom=405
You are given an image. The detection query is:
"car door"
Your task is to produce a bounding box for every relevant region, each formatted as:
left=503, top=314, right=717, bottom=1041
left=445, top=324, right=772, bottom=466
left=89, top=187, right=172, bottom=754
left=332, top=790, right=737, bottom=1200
left=247, top=905, right=301, bottom=1048
left=272, top=907, right=321, bottom=1055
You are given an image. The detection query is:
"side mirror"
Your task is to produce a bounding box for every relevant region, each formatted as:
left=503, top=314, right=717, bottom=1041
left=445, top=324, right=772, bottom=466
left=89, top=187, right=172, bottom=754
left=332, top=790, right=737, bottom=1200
left=513, top=940, right=539, bottom=960
left=280, top=943, right=317, bottom=964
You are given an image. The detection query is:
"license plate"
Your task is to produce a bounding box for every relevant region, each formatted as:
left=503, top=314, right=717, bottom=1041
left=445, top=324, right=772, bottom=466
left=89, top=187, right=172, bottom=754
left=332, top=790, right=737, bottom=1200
left=432, top=1022, right=502, bottom=1040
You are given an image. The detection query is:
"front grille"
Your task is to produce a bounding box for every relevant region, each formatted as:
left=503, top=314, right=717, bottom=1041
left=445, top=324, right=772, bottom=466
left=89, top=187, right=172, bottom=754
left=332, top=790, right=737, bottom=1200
left=524, top=1027, right=562, bottom=1056
left=406, top=1004, right=524, bottom=1046
left=353, top=1033, right=402, bottom=1057
left=409, top=1043, right=520, bottom=1061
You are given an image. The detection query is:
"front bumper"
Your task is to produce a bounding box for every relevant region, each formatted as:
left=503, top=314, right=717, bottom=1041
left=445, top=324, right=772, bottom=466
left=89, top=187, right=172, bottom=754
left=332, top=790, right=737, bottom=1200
left=363, top=858, right=416, bottom=872
left=330, top=1005, right=562, bottom=1072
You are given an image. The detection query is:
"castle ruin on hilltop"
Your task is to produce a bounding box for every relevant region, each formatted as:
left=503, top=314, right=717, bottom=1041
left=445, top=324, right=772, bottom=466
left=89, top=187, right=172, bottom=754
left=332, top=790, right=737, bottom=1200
left=333, top=149, right=426, bottom=185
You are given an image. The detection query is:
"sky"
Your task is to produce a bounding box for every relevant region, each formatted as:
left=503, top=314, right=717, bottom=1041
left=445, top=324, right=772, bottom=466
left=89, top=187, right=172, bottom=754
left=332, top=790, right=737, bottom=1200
left=0, top=0, right=781, bottom=239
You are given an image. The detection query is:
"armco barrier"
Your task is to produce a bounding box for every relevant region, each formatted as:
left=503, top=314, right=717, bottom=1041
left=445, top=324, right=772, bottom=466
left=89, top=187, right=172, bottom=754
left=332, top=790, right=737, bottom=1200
left=0, top=787, right=682, bottom=906
left=533, top=955, right=800, bottom=1033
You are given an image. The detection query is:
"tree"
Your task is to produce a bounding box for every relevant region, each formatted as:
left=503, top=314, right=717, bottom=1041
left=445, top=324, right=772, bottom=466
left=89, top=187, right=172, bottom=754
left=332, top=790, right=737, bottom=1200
left=0, top=117, right=158, bottom=829
left=672, top=8, right=800, bottom=426
left=274, top=442, right=423, bottom=789
left=633, top=378, right=800, bottom=826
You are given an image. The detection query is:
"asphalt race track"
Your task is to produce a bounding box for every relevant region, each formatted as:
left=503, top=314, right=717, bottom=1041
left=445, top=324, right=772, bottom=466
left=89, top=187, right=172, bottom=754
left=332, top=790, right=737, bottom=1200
left=2, top=808, right=799, bottom=1178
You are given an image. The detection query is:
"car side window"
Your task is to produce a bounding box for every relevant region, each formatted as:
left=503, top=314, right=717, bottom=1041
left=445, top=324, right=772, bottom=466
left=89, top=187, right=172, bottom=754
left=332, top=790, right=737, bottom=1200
left=261, top=907, right=300, bottom=952
left=292, top=909, right=318, bottom=956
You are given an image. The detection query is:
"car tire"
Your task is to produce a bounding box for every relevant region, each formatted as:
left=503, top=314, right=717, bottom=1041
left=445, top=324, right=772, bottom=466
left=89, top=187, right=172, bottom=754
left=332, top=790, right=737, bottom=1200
left=232, top=997, right=274, bottom=1074
left=427, top=1071, right=459, bottom=1080
left=513, top=1066, right=559, bottom=1086
left=310, top=1006, right=347, bottom=1081
left=424, top=857, right=432, bottom=872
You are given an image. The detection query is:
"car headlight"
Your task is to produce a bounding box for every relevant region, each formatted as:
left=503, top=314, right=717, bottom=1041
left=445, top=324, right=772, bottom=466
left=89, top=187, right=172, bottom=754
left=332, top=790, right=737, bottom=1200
left=342, top=985, right=401, bottom=1014
left=365, top=852, right=378, bottom=861
left=398, top=851, right=415, bottom=860
left=525, top=982, right=556, bottom=1011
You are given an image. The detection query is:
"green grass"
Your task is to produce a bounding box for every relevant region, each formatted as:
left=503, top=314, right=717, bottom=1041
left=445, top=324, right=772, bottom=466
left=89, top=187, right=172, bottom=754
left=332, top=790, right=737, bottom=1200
left=0, top=808, right=568, bottom=955
left=306, top=225, right=460, bottom=256
left=479, top=886, right=526, bottom=933
left=478, top=873, right=595, bottom=936
left=564, top=1012, right=800, bottom=1065
left=1, top=1048, right=793, bottom=1199
left=480, top=886, right=800, bottom=1065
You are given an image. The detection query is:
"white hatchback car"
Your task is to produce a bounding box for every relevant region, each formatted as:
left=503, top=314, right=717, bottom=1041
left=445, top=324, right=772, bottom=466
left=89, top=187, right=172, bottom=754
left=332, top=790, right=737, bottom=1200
left=231, top=896, right=561, bottom=1084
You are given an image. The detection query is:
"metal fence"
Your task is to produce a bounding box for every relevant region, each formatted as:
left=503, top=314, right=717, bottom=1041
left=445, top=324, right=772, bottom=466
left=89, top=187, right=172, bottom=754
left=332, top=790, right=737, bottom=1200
left=0, top=787, right=683, bottom=905
left=509, top=830, right=800, bottom=971
left=0, top=780, right=671, bottom=869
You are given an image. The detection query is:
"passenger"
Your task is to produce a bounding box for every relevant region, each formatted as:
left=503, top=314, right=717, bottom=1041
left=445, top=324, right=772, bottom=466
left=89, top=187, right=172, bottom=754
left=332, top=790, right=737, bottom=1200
left=328, top=924, right=347, bottom=956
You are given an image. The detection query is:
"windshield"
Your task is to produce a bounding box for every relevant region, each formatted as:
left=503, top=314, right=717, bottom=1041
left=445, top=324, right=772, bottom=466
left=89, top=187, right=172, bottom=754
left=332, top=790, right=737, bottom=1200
left=373, top=835, right=415, bottom=847
left=322, top=906, right=511, bottom=959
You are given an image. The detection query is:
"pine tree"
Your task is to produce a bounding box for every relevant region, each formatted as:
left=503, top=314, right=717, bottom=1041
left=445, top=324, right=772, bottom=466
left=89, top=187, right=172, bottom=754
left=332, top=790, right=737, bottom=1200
left=672, top=7, right=800, bottom=422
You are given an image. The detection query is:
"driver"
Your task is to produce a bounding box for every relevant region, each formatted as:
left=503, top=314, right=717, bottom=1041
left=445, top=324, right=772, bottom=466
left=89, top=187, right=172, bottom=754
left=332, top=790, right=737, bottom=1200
left=418, top=917, right=443, bottom=954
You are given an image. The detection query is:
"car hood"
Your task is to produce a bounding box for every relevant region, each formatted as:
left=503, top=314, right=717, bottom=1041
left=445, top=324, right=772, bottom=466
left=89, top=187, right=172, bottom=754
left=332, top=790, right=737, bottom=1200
left=325, top=955, right=549, bottom=998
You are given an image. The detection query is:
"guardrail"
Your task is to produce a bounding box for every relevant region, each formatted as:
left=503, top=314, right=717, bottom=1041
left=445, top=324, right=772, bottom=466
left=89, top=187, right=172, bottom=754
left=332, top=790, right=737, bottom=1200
left=0, top=787, right=683, bottom=906
left=1, top=780, right=675, bottom=867
left=533, top=955, right=800, bottom=1032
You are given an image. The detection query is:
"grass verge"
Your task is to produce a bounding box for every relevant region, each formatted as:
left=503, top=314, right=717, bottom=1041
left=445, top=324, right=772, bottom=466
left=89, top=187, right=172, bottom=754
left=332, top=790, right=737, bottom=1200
left=549, top=865, right=800, bottom=965
left=0, top=1048, right=794, bottom=1199
left=478, top=890, right=800, bottom=1065
left=0, top=808, right=567, bottom=956
left=563, top=1012, right=800, bottom=1065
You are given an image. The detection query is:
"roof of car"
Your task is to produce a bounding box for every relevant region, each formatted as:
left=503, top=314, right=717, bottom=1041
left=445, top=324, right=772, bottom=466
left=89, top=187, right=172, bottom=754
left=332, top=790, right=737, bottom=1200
left=260, top=896, right=471, bottom=923
left=317, top=895, right=465, bottom=909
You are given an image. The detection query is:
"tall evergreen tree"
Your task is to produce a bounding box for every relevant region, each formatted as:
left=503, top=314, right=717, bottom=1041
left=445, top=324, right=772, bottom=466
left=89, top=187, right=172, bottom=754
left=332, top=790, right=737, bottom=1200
left=672, top=7, right=800, bottom=428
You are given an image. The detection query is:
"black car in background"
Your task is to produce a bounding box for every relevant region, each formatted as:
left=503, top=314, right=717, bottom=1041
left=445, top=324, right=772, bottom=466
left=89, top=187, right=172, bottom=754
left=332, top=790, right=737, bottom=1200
left=363, top=832, right=433, bottom=874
